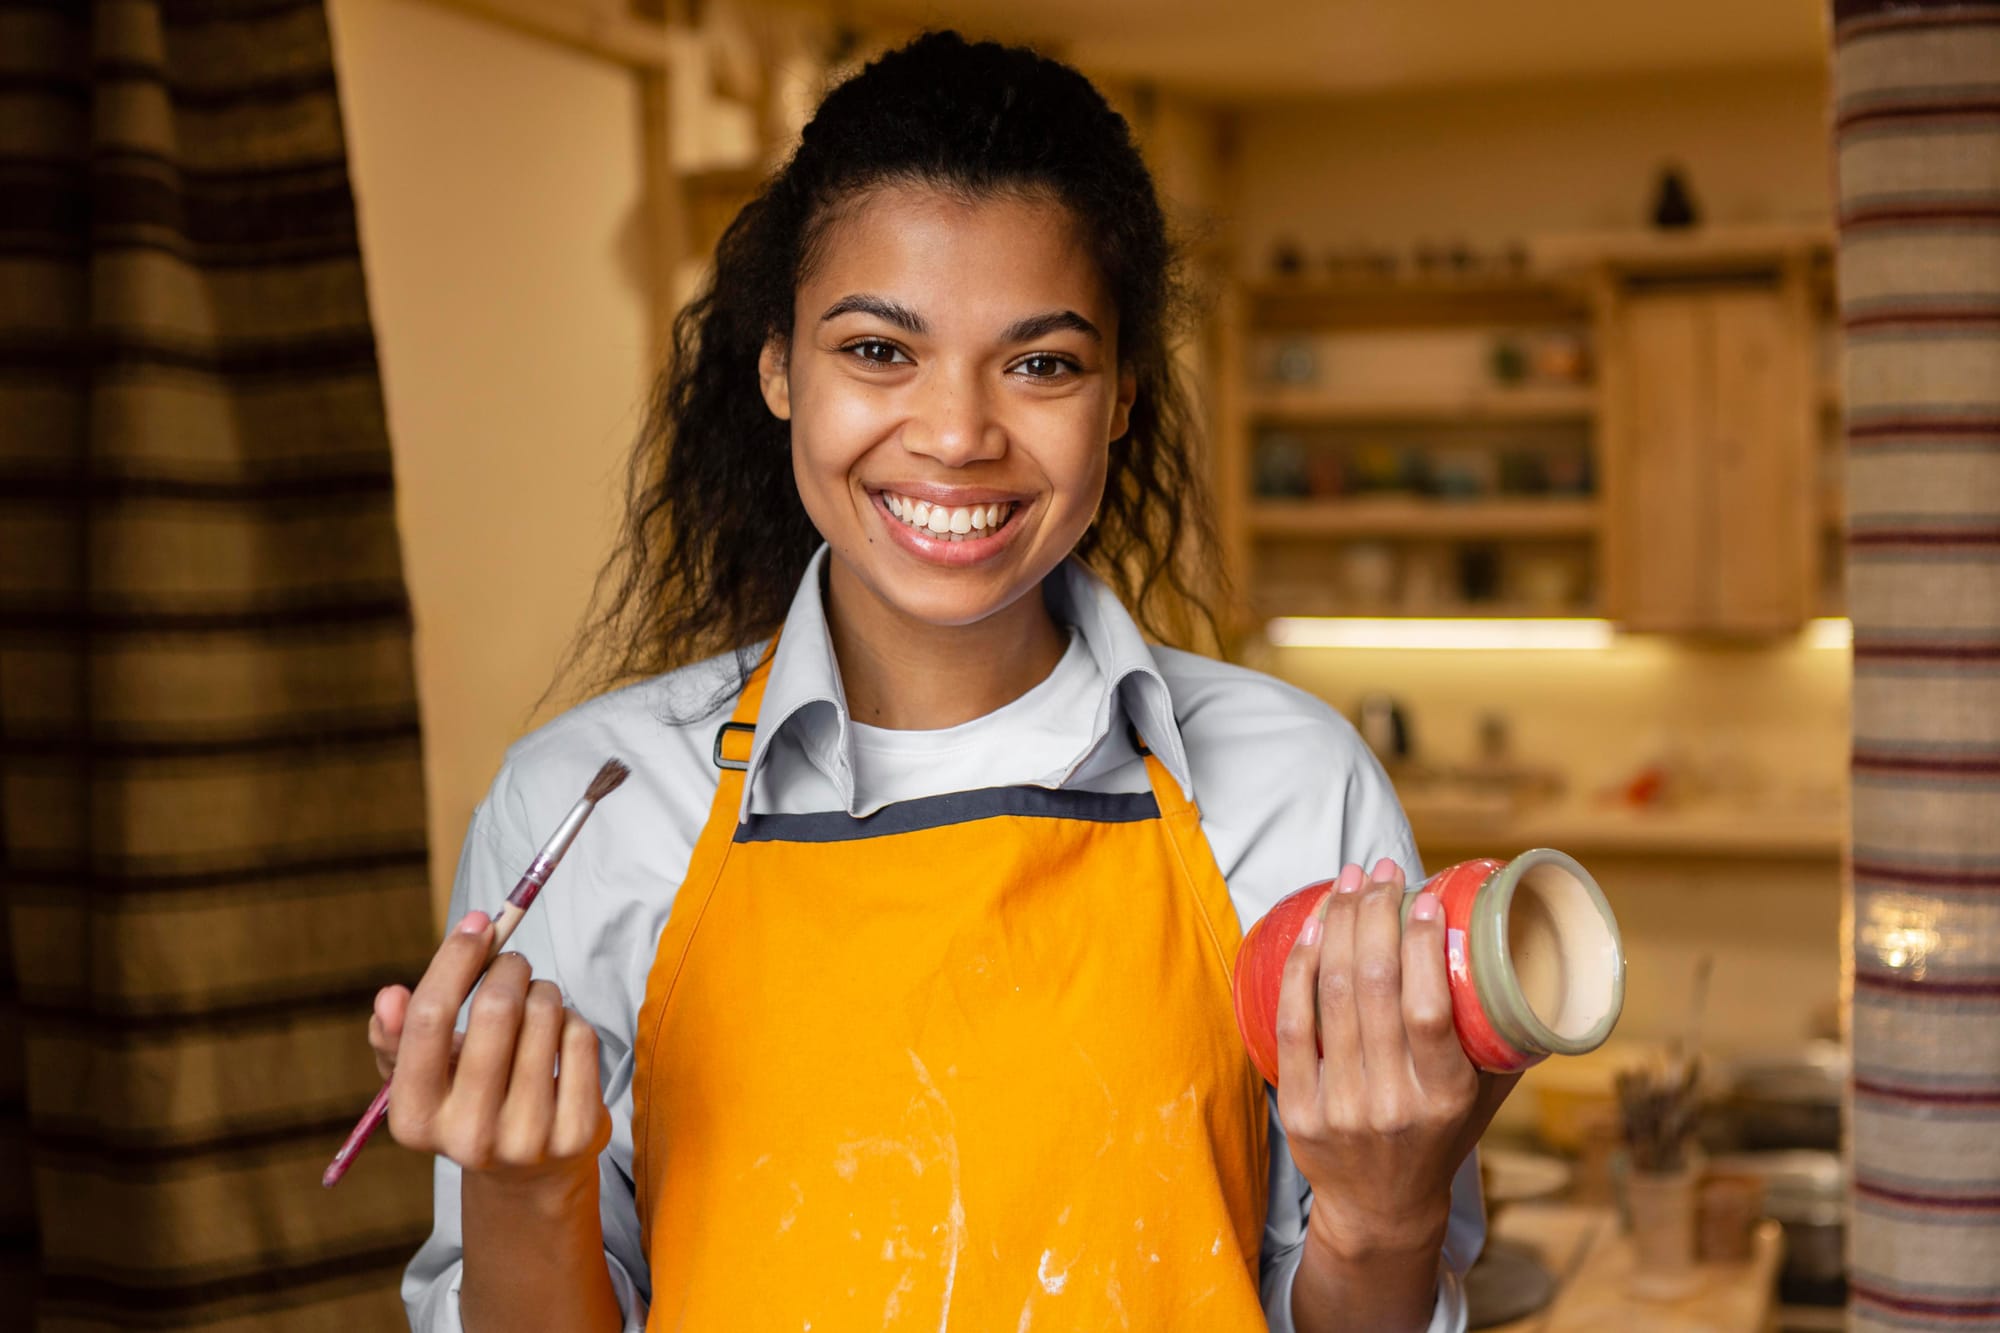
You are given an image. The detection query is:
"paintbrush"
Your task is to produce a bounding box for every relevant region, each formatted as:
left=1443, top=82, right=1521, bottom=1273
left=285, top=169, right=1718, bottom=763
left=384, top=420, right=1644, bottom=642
left=321, top=757, right=631, bottom=1188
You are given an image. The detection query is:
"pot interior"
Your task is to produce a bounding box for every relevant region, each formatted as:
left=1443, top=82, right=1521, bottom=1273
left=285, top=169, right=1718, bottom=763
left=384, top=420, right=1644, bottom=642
left=1509, top=856, right=1621, bottom=1046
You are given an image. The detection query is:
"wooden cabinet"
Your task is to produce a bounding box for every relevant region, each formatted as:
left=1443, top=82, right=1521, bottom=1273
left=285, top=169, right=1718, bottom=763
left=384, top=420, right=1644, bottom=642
left=1599, top=267, right=1819, bottom=634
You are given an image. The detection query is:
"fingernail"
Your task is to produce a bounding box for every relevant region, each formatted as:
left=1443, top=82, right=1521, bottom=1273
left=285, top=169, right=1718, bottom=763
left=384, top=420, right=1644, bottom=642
left=1373, top=857, right=1401, bottom=883
left=456, top=910, right=490, bottom=935
left=1410, top=891, right=1441, bottom=923
left=1299, top=909, right=1324, bottom=949
left=1335, top=864, right=1365, bottom=894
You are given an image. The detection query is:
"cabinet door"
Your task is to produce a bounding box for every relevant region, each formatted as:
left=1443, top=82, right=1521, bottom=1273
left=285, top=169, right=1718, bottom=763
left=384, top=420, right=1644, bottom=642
left=1708, top=288, right=1817, bottom=634
left=1606, top=281, right=1818, bottom=635
left=1609, top=290, right=1712, bottom=632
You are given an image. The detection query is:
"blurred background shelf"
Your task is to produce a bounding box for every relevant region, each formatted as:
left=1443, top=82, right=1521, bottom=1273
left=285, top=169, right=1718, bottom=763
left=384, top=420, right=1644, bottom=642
left=1249, top=497, right=1601, bottom=540
left=1248, top=384, right=1597, bottom=423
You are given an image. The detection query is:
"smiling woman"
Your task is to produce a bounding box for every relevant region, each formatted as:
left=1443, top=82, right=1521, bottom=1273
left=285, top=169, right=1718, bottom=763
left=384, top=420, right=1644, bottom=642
left=560, top=33, right=1212, bottom=715
left=381, top=29, right=1499, bottom=1333
left=755, top=186, right=1133, bottom=724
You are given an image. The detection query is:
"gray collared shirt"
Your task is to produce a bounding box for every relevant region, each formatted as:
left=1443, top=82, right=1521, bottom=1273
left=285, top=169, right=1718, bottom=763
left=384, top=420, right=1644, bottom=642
left=405, top=545, right=1482, bottom=1331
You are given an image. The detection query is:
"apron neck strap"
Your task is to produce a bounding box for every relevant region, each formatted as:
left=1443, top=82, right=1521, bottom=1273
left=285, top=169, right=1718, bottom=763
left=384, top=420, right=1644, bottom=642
left=711, top=633, right=780, bottom=775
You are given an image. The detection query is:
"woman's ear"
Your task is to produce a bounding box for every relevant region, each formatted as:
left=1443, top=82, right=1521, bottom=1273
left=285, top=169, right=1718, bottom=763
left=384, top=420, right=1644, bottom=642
left=1109, top=367, right=1138, bottom=442
left=757, top=339, right=792, bottom=421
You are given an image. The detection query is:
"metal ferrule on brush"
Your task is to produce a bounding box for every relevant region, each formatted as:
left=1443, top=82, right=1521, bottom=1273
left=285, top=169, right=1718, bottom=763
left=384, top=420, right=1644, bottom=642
left=507, top=796, right=596, bottom=911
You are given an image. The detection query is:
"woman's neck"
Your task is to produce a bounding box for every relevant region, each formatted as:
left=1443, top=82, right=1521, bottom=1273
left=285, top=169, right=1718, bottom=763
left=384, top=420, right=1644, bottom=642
left=825, top=564, right=1070, bottom=731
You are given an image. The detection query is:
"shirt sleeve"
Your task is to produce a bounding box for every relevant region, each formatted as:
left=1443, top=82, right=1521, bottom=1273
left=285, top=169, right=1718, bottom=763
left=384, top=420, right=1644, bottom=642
left=401, top=769, right=652, bottom=1332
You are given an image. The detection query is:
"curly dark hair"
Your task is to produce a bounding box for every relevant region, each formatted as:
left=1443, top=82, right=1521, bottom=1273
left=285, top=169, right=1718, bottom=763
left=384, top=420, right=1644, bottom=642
left=563, top=29, right=1223, bottom=705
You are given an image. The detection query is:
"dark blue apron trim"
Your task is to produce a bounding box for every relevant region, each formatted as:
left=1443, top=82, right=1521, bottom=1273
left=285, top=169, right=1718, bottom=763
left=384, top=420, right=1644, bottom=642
left=734, top=785, right=1161, bottom=844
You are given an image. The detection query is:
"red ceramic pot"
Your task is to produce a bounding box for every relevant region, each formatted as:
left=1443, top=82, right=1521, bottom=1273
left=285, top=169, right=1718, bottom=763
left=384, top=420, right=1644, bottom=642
left=1233, top=849, right=1625, bottom=1085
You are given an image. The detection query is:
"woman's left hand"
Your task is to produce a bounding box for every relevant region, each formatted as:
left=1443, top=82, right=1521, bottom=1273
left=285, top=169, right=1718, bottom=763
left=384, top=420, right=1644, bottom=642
left=1274, top=858, right=1519, bottom=1262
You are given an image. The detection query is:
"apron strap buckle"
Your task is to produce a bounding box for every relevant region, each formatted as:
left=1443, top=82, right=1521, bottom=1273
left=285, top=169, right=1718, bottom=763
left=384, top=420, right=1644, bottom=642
left=713, top=720, right=756, bottom=771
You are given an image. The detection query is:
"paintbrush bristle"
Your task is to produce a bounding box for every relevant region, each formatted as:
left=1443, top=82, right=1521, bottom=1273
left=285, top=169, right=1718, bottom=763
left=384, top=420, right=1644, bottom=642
left=586, top=758, right=630, bottom=804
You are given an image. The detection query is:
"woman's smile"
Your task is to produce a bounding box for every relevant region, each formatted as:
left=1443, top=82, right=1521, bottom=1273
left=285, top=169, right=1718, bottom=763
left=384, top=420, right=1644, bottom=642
left=868, top=484, right=1028, bottom=566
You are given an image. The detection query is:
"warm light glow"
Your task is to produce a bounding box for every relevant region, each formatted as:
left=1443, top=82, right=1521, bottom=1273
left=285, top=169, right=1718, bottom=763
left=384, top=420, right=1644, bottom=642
left=1862, top=896, right=1941, bottom=978
left=1265, top=615, right=1857, bottom=652
left=1265, top=617, right=1617, bottom=651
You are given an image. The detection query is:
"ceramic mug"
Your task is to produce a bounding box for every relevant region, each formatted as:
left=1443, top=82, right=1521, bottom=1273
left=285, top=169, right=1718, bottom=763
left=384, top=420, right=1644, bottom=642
left=1232, top=848, right=1625, bottom=1082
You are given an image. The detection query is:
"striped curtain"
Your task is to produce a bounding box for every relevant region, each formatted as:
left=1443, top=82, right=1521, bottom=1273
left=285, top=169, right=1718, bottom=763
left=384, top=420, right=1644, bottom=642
left=1833, top=3, right=2000, bottom=1330
left=0, top=0, right=437, bottom=1326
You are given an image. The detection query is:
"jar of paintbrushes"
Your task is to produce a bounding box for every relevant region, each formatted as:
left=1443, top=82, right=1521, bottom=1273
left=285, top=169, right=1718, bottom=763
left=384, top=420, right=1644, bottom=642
left=1617, top=958, right=1709, bottom=1299
left=1618, top=1054, right=1703, bottom=1298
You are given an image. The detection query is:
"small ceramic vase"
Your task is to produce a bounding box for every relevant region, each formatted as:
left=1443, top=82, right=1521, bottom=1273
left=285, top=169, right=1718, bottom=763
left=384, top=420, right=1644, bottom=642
left=1232, top=848, right=1625, bottom=1083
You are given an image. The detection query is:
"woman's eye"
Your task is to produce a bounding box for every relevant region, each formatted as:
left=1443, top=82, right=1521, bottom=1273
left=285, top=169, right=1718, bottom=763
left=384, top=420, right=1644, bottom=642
left=1015, top=354, right=1078, bottom=380
left=846, top=339, right=908, bottom=365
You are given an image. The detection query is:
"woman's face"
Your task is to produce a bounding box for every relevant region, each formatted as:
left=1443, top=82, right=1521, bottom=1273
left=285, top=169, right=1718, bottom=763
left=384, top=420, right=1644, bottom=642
left=760, top=183, right=1135, bottom=633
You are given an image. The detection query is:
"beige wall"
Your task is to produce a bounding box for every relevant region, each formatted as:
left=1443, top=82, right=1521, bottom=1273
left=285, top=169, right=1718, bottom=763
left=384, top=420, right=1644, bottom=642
left=329, top=0, right=654, bottom=914
left=1268, top=637, right=1850, bottom=802
left=1225, top=65, right=1832, bottom=266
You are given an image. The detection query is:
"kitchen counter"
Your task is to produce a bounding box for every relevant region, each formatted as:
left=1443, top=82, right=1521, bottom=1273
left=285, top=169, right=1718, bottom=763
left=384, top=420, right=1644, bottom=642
left=1400, top=794, right=1844, bottom=861
left=1487, top=1203, right=1785, bottom=1333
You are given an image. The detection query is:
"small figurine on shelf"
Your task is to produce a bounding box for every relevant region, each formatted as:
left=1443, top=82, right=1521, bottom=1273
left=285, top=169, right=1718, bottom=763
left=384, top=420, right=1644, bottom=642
left=1651, top=163, right=1700, bottom=230
left=1252, top=434, right=1310, bottom=498
left=1269, top=237, right=1307, bottom=276
left=1498, top=450, right=1552, bottom=496
left=1456, top=544, right=1502, bottom=604
left=1270, top=337, right=1318, bottom=386
left=1304, top=450, right=1345, bottom=498
left=1489, top=336, right=1530, bottom=385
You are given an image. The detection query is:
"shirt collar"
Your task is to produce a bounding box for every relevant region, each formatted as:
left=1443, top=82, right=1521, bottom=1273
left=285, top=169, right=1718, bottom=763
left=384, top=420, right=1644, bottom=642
left=736, top=544, right=1193, bottom=821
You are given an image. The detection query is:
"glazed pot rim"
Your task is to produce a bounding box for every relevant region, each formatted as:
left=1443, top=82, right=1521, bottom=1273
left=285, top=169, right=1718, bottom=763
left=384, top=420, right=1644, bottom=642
left=1480, top=847, right=1626, bottom=1056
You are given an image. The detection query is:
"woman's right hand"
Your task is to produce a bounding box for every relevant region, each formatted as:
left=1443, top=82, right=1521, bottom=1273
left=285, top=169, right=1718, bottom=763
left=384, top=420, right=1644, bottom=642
left=370, top=911, right=612, bottom=1186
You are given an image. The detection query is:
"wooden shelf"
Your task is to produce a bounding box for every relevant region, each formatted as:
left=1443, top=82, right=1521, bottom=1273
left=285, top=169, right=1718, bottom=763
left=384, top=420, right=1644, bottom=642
left=1255, top=600, right=1600, bottom=620
left=1249, top=497, right=1600, bottom=540
left=1249, top=385, right=1596, bottom=424
left=1532, top=221, right=1834, bottom=272
left=1246, top=275, right=1593, bottom=329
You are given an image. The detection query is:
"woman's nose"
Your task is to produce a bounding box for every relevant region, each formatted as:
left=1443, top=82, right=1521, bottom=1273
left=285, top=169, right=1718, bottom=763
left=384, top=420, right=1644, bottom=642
left=905, top=367, right=1005, bottom=465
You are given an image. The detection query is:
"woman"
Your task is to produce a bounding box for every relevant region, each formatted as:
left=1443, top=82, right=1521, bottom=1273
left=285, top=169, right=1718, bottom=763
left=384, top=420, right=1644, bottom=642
left=376, top=30, right=1511, bottom=1333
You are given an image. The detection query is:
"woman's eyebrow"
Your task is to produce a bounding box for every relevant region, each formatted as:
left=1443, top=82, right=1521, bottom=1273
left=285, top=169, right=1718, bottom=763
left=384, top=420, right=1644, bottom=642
left=820, top=294, right=926, bottom=333
left=1002, top=310, right=1101, bottom=344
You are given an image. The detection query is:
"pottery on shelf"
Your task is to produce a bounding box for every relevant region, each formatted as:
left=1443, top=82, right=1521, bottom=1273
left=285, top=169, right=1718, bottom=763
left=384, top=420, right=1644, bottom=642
left=1232, top=848, right=1626, bottom=1083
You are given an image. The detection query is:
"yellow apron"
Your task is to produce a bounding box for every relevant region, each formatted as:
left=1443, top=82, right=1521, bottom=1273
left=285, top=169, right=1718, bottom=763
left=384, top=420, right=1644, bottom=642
left=632, top=639, right=1270, bottom=1330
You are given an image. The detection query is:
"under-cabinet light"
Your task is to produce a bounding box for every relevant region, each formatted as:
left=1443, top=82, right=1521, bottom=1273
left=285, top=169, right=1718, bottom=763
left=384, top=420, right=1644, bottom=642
left=1265, top=617, right=1617, bottom=651
left=1265, top=615, right=1857, bottom=651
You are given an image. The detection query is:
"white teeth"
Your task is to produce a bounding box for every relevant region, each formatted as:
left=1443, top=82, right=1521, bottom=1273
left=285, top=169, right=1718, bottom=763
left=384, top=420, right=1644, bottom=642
left=881, top=493, right=1014, bottom=540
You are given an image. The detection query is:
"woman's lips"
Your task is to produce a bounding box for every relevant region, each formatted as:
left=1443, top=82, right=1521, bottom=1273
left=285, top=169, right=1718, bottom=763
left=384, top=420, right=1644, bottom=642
left=870, top=488, right=1028, bottom=566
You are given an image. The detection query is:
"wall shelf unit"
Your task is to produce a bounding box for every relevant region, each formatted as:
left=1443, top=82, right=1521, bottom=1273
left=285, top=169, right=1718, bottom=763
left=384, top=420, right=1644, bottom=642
left=1214, top=226, right=1841, bottom=637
